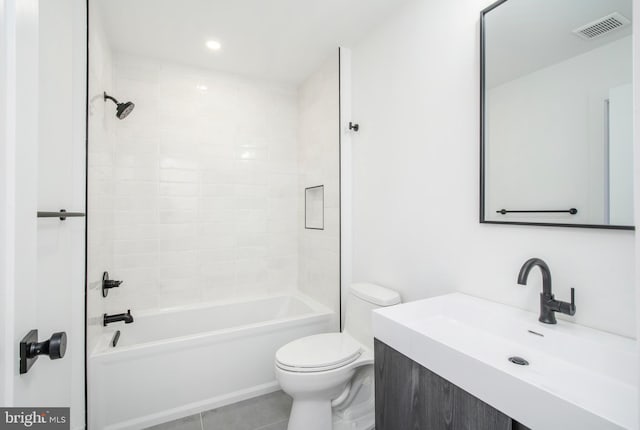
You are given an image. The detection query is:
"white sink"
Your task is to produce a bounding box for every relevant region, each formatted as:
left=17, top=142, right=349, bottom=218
left=372, top=293, right=638, bottom=430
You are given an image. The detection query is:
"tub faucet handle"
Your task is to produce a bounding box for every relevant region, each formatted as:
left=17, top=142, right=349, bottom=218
left=102, top=271, right=123, bottom=297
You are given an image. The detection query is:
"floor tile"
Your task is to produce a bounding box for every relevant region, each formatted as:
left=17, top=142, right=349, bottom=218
left=145, top=414, right=202, bottom=430
left=202, top=391, right=292, bottom=430
left=256, top=420, right=288, bottom=430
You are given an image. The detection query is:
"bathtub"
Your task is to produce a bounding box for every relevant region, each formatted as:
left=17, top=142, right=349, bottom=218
left=88, top=294, right=335, bottom=430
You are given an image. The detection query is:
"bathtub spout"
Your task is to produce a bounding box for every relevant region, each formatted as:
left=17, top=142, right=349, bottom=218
left=104, top=310, right=134, bottom=326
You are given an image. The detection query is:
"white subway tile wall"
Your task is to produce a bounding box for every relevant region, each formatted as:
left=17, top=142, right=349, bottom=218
left=87, top=2, right=115, bottom=350
left=297, top=56, right=340, bottom=312
left=106, top=53, right=300, bottom=312
left=89, top=44, right=339, bottom=321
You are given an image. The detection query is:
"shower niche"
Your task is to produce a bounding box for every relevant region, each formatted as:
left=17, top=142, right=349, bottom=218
left=305, top=185, right=324, bottom=230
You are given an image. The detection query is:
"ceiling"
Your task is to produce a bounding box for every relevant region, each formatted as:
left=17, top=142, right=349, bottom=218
left=97, top=0, right=412, bottom=84
left=485, top=0, right=632, bottom=88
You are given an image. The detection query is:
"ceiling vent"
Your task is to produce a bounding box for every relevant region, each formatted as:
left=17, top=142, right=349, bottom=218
left=572, top=12, right=631, bottom=40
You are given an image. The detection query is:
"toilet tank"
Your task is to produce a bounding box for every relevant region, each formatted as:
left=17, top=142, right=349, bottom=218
left=344, top=283, right=401, bottom=350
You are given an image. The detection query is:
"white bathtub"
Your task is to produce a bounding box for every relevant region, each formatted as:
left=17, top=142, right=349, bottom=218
left=89, top=294, right=335, bottom=430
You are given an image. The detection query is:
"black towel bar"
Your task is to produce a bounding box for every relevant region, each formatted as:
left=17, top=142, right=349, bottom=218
left=37, top=209, right=86, bottom=221
left=497, top=208, right=578, bottom=215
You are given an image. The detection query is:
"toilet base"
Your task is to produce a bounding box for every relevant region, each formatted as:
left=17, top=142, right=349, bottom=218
left=286, top=399, right=374, bottom=430
left=284, top=366, right=375, bottom=430
left=333, top=366, right=375, bottom=430
left=288, top=399, right=332, bottom=430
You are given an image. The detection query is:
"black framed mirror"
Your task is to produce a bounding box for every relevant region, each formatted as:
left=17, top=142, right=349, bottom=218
left=480, top=0, right=634, bottom=230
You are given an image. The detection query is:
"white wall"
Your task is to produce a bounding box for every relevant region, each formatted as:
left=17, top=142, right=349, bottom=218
left=89, top=53, right=300, bottom=316
left=87, top=0, right=113, bottom=352
left=486, top=37, right=632, bottom=225
left=350, top=0, right=636, bottom=338
left=609, top=83, right=634, bottom=225
left=298, top=53, right=340, bottom=318
left=339, top=48, right=353, bottom=328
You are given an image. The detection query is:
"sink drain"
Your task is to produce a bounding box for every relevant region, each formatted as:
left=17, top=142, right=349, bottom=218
left=508, top=356, right=529, bottom=366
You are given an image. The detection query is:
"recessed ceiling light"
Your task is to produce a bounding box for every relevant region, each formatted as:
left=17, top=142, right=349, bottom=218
left=206, top=40, right=222, bottom=51
left=196, top=84, right=208, bottom=92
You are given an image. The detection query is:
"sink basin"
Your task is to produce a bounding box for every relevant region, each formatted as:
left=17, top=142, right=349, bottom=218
left=372, top=293, right=638, bottom=430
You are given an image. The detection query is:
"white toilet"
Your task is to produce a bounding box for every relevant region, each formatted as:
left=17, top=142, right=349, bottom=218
left=275, top=283, right=401, bottom=430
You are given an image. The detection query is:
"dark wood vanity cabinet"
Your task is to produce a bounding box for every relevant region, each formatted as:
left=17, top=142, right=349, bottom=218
left=374, top=340, right=530, bottom=430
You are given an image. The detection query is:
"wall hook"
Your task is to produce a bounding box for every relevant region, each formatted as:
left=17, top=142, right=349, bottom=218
left=349, top=122, right=359, bottom=132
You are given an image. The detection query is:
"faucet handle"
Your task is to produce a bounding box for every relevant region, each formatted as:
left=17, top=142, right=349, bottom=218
left=569, top=288, right=576, bottom=315
left=570, top=288, right=575, bottom=306
left=558, top=288, right=576, bottom=316
left=102, top=271, right=124, bottom=298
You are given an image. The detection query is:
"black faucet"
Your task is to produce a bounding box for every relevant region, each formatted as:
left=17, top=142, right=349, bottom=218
left=517, top=258, right=576, bottom=324
left=103, top=310, right=134, bottom=326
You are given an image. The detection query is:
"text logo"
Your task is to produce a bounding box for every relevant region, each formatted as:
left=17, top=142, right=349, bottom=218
left=0, top=408, right=69, bottom=429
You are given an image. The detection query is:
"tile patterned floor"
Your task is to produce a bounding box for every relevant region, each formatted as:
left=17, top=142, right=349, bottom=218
left=145, top=391, right=292, bottom=430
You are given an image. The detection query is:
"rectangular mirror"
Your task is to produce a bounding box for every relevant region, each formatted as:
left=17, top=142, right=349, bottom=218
left=481, top=0, right=634, bottom=229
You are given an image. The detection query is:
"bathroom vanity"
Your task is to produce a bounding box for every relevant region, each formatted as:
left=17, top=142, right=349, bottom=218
left=372, top=294, right=638, bottom=430
left=374, top=340, right=530, bottom=430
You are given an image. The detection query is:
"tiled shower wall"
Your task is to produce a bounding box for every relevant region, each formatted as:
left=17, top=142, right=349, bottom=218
left=91, top=54, right=300, bottom=315
left=87, top=2, right=115, bottom=350
left=297, top=56, right=340, bottom=312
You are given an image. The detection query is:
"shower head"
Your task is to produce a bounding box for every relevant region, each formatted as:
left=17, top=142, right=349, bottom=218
left=116, top=101, right=135, bottom=119
left=104, top=92, right=135, bottom=120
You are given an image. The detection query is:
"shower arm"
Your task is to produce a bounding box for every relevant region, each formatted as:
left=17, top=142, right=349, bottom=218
left=104, top=92, right=119, bottom=105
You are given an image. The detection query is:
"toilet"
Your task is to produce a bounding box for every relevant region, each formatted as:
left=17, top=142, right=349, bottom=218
left=275, top=283, right=401, bottom=430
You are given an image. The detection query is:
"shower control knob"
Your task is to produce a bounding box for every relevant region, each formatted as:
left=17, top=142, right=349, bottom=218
left=102, top=271, right=123, bottom=297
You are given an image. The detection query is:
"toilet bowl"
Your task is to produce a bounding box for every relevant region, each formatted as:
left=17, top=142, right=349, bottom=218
left=275, top=283, right=401, bottom=430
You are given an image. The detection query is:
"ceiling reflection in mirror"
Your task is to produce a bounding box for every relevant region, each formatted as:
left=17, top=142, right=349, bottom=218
left=481, top=0, right=633, bottom=229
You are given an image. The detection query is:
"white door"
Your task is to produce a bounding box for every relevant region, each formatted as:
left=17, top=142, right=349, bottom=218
left=0, top=1, right=86, bottom=429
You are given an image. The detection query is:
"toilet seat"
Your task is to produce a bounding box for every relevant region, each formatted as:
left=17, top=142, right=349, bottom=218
left=276, top=333, right=363, bottom=373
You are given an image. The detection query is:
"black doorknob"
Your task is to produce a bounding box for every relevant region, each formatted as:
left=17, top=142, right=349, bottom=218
left=28, top=332, right=67, bottom=359
left=20, top=330, right=67, bottom=374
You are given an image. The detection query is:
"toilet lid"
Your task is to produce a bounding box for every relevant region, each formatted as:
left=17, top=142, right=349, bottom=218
left=276, top=333, right=362, bottom=371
